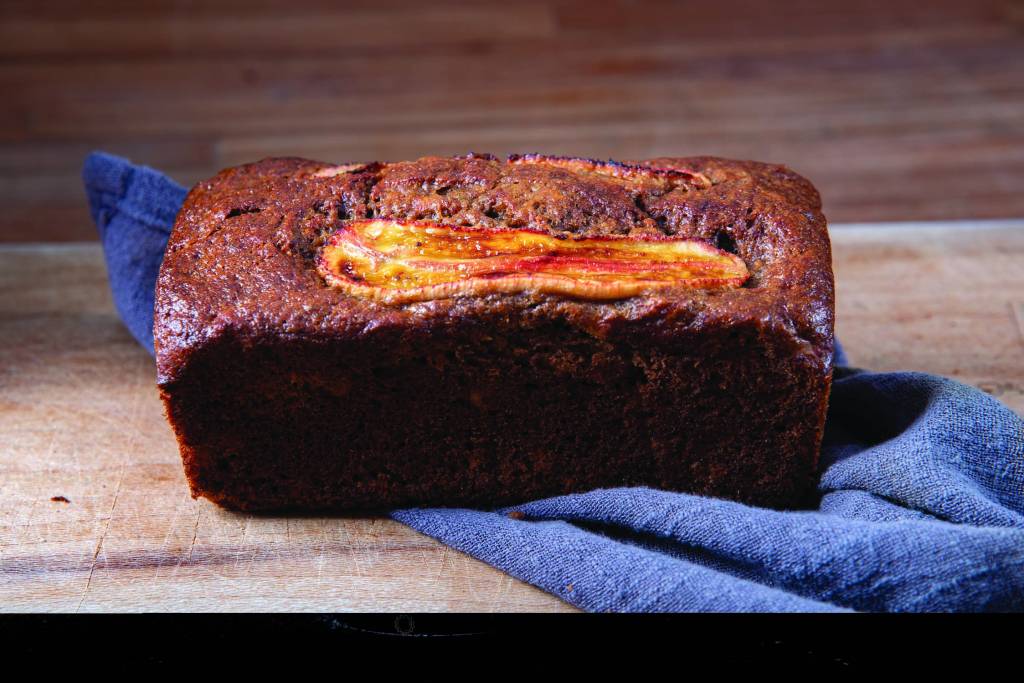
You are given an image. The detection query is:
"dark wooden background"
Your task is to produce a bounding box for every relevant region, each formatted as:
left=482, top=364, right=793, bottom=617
left=3, top=0, right=1024, bottom=242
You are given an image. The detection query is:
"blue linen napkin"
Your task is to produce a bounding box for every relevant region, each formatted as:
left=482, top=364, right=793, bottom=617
left=83, top=151, right=1024, bottom=612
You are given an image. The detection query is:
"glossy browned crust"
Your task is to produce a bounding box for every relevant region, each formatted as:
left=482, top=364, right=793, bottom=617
left=155, top=153, right=835, bottom=511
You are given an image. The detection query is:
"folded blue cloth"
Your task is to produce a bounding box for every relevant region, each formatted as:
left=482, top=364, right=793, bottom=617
left=84, top=151, right=1024, bottom=612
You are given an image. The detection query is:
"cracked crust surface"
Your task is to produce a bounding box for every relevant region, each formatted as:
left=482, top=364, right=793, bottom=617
left=155, top=153, right=835, bottom=511
left=157, top=154, right=833, bottom=380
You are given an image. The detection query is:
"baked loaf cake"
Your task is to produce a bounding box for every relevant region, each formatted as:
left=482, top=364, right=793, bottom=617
left=155, top=153, right=835, bottom=512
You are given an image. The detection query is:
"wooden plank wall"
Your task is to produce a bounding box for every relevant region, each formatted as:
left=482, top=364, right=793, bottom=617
left=2, top=0, right=1024, bottom=241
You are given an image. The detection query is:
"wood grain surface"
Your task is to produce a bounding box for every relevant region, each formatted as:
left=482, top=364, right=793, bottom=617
left=2, top=221, right=1022, bottom=612
left=3, top=0, right=1024, bottom=241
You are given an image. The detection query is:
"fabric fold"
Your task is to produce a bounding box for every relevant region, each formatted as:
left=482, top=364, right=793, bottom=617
left=82, top=151, right=188, bottom=354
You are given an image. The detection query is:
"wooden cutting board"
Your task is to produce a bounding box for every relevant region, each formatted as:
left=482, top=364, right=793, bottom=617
left=2, top=221, right=1022, bottom=612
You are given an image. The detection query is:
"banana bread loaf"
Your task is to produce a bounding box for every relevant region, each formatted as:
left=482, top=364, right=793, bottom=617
left=155, top=153, right=835, bottom=512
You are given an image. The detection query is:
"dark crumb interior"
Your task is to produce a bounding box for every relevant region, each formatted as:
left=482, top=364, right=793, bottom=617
left=171, top=317, right=824, bottom=512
